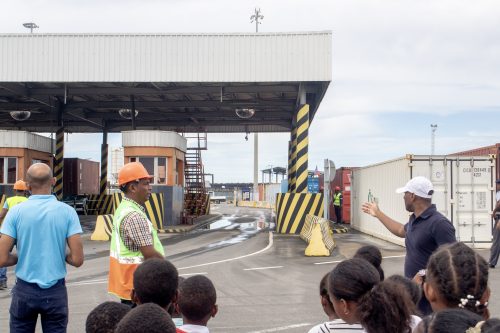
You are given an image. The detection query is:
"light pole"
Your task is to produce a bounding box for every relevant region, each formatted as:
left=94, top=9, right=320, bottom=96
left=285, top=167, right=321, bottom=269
left=250, top=8, right=263, bottom=201
left=23, top=22, right=39, bottom=33
left=430, top=124, right=438, bottom=156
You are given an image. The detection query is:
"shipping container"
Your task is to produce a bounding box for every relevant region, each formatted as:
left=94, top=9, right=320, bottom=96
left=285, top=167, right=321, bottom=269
left=351, top=155, right=496, bottom=248
left=329, top=167, right=356, bottom=223
left=63, top=158, right=100, bottom=196
left=448, top=143, right=500, bottom=181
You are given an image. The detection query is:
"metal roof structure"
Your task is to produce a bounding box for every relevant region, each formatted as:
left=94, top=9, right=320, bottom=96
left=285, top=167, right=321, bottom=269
left=0, top=32, right=332, bottom=133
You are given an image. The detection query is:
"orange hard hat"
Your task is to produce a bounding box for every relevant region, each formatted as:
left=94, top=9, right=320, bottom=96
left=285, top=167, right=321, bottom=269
left=118, top=162, right=153, bottom=186
left=335, top=186, right=341, bottom=191
left=13, top=180, right=27, bottom=191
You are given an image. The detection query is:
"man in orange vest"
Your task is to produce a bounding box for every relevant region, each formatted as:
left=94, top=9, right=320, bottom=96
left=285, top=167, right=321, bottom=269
left=0, top=180, right=28, bottom=290
left=108, top=162, right=165, bottom=305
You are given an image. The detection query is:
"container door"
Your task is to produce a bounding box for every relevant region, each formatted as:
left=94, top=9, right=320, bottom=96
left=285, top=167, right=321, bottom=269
left=411, top=156, right=450, bottom=219
left=342, top=169, right=352, bottom=223
left=451, top=157, right=495, bottom=245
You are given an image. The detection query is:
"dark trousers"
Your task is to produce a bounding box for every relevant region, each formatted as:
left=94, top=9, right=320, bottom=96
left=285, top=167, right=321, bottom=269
left=10, top=278, right=68, bottom=333
left=490, top=217, right=500, bottom=266
left=334, top=205, right=342, bottom=223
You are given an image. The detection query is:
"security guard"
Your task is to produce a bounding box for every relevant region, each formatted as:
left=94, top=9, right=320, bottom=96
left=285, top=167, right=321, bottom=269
left=333, top=186, right=343, bottom=224
left=108, top=162, right=165, bottom=305
left=0, top=180, right=28, bottom=290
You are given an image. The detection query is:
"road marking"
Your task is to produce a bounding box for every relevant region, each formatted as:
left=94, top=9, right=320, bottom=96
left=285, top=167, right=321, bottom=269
left=67, top=278, right=108, bottom=287
left=178, top=231, right=273, bottom=270
left=243, top=266, right=283, bottom=271
left=314, top=254, right=406, bottom=265
left=180, top=272, right=208, bottom=276
left=247, top=323, right=312, bottom=332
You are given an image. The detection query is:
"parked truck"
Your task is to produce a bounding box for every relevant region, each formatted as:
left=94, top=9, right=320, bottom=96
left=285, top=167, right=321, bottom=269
left=208, top=191, right=226, bottom=204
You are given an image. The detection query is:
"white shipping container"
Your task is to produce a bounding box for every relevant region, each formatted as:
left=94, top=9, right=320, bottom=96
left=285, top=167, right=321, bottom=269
left=351, top=155, right=496, bottom=248
left=263, top=183, right=282, bottom=206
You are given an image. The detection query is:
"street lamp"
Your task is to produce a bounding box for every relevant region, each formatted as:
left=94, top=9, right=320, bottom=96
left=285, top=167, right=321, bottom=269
left=430, top=124, right=438, bottom=156
left=23, top=22, right=39, bottom=33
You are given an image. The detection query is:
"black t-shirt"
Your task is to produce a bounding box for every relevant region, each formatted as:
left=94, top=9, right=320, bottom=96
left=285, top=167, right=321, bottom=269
left=403, top=204, right=456, bottom=278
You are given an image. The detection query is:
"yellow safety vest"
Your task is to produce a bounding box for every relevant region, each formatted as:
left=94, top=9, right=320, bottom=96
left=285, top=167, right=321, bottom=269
left=108, top=198, right=164, bottom=300
left=333, top=192, right=342, bottom=206
left=6, top=196, right=28, bottom=209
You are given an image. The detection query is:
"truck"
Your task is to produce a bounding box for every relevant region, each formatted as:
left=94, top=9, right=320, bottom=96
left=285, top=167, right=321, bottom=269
left=208, top=191, right=226, bottom=204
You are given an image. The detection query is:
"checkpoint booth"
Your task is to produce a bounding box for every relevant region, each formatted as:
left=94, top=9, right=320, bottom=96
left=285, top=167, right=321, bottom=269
left=122, top=130, right=186, bottom=227
left=0, top=130, right=54, bottom=199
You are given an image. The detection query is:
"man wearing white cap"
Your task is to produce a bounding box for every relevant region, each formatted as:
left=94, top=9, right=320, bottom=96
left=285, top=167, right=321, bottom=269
left=362, top=176, right=456, bottom=314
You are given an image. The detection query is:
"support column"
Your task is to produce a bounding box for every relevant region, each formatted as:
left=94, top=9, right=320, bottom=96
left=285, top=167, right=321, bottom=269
left=100, top=131, right=108, bottom=196
left=294, top=104, right=309, bottom=193
left=288, top=119, right=298, bottom=192
left=54, top=127, right=64, bottom=200
left=253, top=133, right=258, bottom=201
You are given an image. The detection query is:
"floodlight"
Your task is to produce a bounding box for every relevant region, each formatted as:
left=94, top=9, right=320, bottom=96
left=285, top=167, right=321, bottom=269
left=235, top=108, right=255, bottom=119
left=10, top=111, right=31, bottom=121
left=118, top=109, right=139, bottom=119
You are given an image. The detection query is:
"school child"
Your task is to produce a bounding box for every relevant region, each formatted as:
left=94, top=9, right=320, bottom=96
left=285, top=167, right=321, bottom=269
left=353, top=245, right=385, bottom=280
left=85, top=301, right=130, bottom=333
left=414, top=308, right=500, bottom=333
left=115, top=303, right=176, bottom=333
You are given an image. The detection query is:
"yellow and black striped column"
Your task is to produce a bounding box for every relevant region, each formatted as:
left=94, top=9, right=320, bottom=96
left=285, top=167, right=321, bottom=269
left=54, top=127, right=64, bottom=200
left=294, top=104, right=309, bottom=193
left=288, top=123, right=298, bottom=192
left=96, top=141, right=108, bottom=214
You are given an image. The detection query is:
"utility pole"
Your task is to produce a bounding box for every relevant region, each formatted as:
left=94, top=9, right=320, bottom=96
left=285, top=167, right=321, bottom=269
left=250, top=8, right=263, bottom=201
left=430, top=124, right=438, bottom=155
left=23, top=22, right=39, bottom=33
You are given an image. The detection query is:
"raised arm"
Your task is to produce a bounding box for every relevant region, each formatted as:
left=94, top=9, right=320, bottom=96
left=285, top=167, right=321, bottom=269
left=362, top=202, right=406, bottom=238
left=66, top=234, right=84, bottom=267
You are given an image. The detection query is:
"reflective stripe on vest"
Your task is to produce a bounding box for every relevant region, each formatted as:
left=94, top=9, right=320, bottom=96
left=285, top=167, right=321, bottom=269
left=333, top=193, right=341, bottom=206
left=108, top=198, right=164, bottom=299
left=6, top=196, right=27, bottom=209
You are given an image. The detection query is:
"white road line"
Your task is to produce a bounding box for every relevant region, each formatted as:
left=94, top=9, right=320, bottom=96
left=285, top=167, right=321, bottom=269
left=178, top=231, right=274, bottom=270
left=243, top=265, right=283, bottom=271
left=314, top=254, right=406, bottom=265
left=180, top=272, right=208, bottom=276
left=247, top=323, right=312, bottom=333
left=67, top=279, right=108, bottom=287
left=68, top=231, right=273, bottom=287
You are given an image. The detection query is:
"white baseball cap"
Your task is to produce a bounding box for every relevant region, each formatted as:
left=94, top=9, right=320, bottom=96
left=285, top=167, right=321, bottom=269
left=396, top=176, right=434, bottom=198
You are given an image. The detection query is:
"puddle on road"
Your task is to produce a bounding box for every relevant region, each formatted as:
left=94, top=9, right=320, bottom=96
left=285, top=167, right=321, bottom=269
left=203, top=213, right=269, bottom=248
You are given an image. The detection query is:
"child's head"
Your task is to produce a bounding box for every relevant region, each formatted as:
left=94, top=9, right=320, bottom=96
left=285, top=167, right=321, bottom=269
left=414, top=308, right=496, bottom=333
left=328, top=258, right=380, bottom=324
left=357, top=280, right=415, bottom=333
left=177, top=275, right=217, bottom=325
left=424, top=242, right=490, bottom=319
left=353, top=245, right=384, bottom=280
left=386, top=274, right=422, bottom=308
left=319, top=272, right=336, bottom=320
left=115, top=303, right=176, bottom=333
left=132, top=258, right=179, bottom=309
left=85, top=301, right=131, bottom=333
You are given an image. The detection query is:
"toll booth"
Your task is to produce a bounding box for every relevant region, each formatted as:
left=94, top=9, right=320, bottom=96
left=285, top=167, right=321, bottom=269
left=0, top=131, right=54, bottom=196
left=122, top=130, right=186, bottom=226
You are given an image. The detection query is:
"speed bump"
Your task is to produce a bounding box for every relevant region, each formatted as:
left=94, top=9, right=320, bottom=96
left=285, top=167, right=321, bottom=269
left=91, top=214, right=113, bottom=241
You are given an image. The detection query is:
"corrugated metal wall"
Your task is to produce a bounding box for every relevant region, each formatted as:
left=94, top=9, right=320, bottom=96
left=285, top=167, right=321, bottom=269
left=0, top=130, right=54, bottom=153
left=122, top=131, right=187, bottom=151
left=0, top=32, right=332, bottom=82
left=351, top=155, right=496, bottom=247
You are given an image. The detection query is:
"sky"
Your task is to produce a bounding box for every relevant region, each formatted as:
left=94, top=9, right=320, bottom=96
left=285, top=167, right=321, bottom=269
left=1, top=0, right=500, bottom=182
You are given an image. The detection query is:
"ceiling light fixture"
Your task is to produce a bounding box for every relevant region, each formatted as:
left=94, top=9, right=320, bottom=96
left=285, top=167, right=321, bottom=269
left=235, top=108, right=255, bottom=119
left=10, top=111, right=31, bottom=121
left=118, top=108, right=139, bottom=120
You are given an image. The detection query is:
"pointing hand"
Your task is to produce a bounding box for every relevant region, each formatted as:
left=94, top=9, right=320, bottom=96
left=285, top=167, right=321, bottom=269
left=362, top=202, right=380, bottom=218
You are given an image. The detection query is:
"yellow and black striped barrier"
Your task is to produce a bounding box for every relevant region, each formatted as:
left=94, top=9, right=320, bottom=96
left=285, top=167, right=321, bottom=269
left=54, top=127, right=64, bottom=200
left=113, top=193, right=164, bottom=230
left=276, top=192, right=324, bottom=234
left=288, top=123, right=297, bottom=192
left=90, top=214, right=113, bottom=241
left=86, top=194, right=114, bottom=215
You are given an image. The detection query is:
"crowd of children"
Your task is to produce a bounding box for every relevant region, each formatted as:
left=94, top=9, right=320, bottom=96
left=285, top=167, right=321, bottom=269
left=84, top=241, right=498, bottom=333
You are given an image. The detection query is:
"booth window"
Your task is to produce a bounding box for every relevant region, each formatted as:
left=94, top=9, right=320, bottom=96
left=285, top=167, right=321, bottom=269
left=0, top=157, right=17, bottom=184
left=130, top=157, right=168, bottom=184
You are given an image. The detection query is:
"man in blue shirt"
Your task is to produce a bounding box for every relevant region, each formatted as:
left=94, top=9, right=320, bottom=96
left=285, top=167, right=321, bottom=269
left=0, top=163, right=84, bottom=332
left=362, top=176, right=456, bottom=315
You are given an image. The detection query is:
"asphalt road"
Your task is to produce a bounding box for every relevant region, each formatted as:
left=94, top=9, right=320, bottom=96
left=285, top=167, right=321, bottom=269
left=0, top=204, right=498, bottom=332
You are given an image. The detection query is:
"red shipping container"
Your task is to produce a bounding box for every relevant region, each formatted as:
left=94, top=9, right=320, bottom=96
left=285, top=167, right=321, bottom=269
left=63, top=158, right=100, bottom=196
left=329, top=167, right=356, bottom=224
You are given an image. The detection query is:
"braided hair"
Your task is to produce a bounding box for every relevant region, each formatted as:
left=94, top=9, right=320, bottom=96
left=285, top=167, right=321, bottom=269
left=426, top=242, right=489, bottom=318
